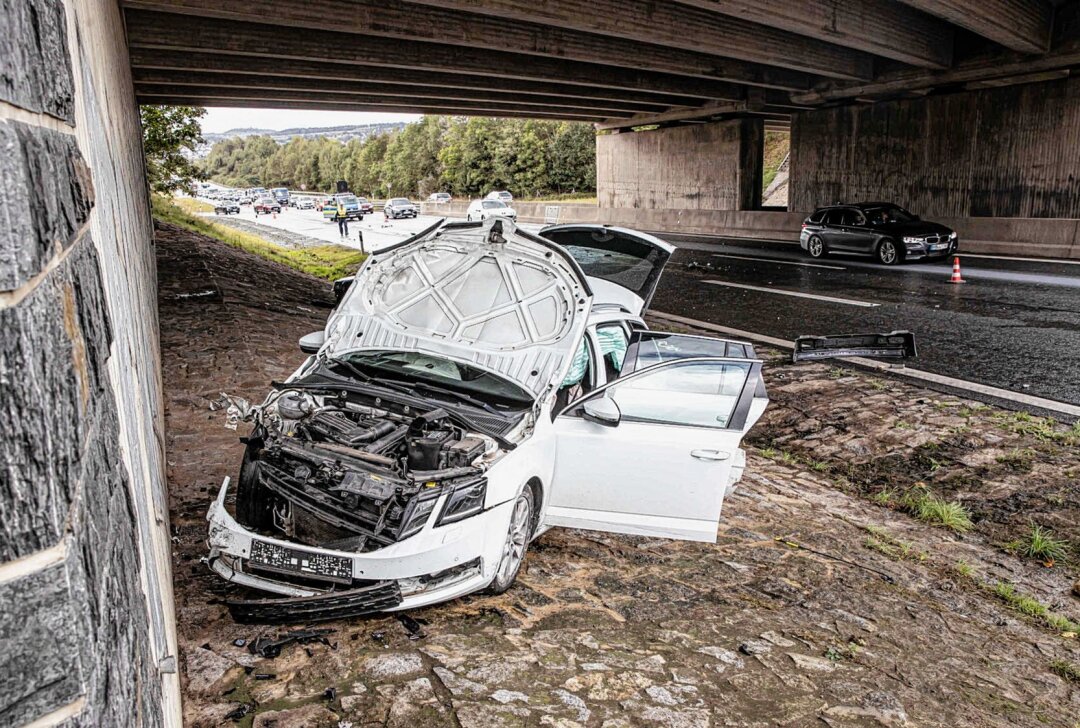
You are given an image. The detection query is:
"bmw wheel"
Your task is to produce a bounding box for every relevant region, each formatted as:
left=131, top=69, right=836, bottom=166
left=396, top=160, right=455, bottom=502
left=877, top=238, right=900, bottom=265
left=487, top=486, right=535, bottom=594
left=807, top=235, right=826, bottom=258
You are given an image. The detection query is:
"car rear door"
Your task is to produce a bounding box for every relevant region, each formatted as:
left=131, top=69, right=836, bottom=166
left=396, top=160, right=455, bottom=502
left=545, top=342, right=766, bottom=542
left=845, top=209, right=875, bottom=252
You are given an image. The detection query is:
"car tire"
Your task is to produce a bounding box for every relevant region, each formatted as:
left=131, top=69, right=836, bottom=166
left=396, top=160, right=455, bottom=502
left=877, top=238, right=900, bottom=265
left=235, top=434, right=277, bottom=530
left=807, top=235, right=826, bottom=258
left=486, top=485, right=536, bottom=595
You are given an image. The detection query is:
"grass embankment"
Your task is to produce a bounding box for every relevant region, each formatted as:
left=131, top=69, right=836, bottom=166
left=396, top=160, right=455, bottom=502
left=152, top=196, right=367, bottom=280
left=762, top=131, right=790, bottom=192
left=516, top=193, right=598, bottom=204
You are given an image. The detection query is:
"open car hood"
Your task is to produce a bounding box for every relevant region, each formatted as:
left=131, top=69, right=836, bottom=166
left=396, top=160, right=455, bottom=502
left=327, top=219, right=592, bottom=397
left=538, top=224, right=674, bottom=315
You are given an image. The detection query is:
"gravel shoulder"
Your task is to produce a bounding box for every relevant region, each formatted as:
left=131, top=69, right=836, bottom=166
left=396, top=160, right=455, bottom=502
left=158, top=222, right=1080, bottom=728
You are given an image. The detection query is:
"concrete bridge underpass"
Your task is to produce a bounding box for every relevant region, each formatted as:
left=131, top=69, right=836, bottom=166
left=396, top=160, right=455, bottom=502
left=2, top=1, right=1079, bottom=725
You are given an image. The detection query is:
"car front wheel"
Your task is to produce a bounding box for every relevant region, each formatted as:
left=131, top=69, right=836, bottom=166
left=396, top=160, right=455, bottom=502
left=487, top=486, right=535, bottom=594
left=877, top=238, right=900, bottom=265
left=807, top=235, right=826, bottom=258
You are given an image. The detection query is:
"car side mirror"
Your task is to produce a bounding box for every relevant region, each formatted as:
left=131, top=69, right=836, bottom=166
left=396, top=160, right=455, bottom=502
left=299, top=330, right=326, bottom=354
left=583, top=396, right=621, bottom=427
left=333, top=276, right=354, bottom=304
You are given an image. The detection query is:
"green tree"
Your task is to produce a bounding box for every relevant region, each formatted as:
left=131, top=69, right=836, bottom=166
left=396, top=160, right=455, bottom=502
left=140, top=105, right=206, bottom=195
left=199, top=115, right=597, bottom=200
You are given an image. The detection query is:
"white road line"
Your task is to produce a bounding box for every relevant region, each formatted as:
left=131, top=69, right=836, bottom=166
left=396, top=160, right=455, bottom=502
left=701, top=280, right=879, bottom=307
left=958, top=253, right=1080, bottom=266
left=648, top=311, right=1080, bottom=419
left=710, top=253, right=845, bottom=270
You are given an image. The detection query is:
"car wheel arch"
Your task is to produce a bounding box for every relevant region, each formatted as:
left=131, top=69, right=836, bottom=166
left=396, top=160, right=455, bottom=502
left=524, top=476, right=544, bottom=536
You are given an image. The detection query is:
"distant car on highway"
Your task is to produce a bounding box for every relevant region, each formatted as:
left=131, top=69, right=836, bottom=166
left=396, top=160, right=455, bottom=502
left=800, top=202, right=958, bottom=265
left=293, top=197, right=315, bottom=210
left=324, top=194, right=364, bottom=221
left=427, top=192, right=452, bottom=203
left=486, top=190, right=513, bottom=204
left=467, top=198, right=517, bottom=222
left=214, top=202, right=240, bottom=215
left=356, top=197, right=375, bottom=216
left=254, top=197, right=281, bottom=215
left=272, top=187, right=291, bottom=207
left=384, top=197, right=418, bottom=219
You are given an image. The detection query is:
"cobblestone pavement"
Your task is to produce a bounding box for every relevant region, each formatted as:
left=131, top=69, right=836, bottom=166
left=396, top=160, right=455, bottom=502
left=158, top=223, right=1080, bottom=728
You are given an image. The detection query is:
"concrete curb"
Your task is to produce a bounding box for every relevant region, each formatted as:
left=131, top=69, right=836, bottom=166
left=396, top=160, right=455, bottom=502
left=649, top=310, right=1080, bottom=421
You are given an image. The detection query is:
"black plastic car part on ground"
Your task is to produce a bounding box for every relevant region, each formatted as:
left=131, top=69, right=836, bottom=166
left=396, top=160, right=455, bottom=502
left=225, top=580, right=403, bottom=624
left=792, top=331, right=917, bottom=363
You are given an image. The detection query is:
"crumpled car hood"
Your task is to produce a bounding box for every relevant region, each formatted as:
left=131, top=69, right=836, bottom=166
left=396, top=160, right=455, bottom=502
left=327, top=219, right=592, bottom=397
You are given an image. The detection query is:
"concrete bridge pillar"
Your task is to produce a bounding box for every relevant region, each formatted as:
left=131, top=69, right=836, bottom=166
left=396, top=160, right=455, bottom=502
left=789, top=76, right=1080, bottom=220
left=0, top=0, right=178, bottom=725
left=596, top=118, right=764, bottom=212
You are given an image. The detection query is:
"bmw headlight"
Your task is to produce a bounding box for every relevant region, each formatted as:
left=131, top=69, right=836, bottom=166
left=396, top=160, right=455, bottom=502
left=949, top=231, right=958, bottom=239
left=436, top=479, right=487, bottom=526
left=902, top=236, right=923, bottom=245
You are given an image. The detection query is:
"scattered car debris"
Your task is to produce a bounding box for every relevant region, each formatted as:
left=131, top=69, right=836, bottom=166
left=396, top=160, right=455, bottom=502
left=224, top=704, right=251, bottom=722
left=323, top=687, right=337, bottom=701
left=253, top=673, right=275, bottom=680
left=792, top=331, right=917, bottom=363
left=232, top=638, right=246, bottom=648
left=396, top=613, right=427, bottom=640
left=247, top=628, right=335, bottom=658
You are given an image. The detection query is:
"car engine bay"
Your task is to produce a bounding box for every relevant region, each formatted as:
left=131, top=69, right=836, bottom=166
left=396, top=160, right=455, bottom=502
left=234, top=388, right=499, bottom=558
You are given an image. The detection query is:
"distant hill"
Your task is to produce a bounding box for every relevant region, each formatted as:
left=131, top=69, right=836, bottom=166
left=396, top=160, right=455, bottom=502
left=195, top=122, right=410, bottom=156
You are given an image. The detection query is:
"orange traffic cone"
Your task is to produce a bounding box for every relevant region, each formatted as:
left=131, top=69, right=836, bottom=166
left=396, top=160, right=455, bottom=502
left=948, top=256, right=965, bottom=284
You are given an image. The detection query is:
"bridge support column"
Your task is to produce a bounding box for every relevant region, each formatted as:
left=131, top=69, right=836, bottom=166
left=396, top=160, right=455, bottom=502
left=1, top=0, right=179, bottom=725
left=790, top=76, right=1080, bottom=219
left=596, top=118, right=764, bottom=212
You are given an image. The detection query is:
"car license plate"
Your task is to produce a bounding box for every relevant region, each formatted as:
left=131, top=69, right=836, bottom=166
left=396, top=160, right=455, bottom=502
left=249, top=540, right=353, bottom=583
left=930, top=243, right=946, bottom=251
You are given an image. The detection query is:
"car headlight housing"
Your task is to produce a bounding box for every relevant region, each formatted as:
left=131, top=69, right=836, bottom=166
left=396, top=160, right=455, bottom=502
left=436, top=479, right=487, bottom=526
left=398, top=491, right=440, bottom=539
left=902, top=236, right=923, bottom=245
left=949, top=231, right=958, bottom=239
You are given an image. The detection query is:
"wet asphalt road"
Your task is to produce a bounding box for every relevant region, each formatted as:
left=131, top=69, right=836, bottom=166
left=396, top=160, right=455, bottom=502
left=649, top=236, right=1080, bottom=406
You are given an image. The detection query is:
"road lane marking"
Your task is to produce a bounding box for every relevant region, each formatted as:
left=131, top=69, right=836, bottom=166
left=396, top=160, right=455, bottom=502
left=701, top=280, right=879, bottom=307
left=957, top=253, right=1080, bottom=266
left=648, top=311, right=1080, bottom=419
left=710, top=253, right=845, bottom=270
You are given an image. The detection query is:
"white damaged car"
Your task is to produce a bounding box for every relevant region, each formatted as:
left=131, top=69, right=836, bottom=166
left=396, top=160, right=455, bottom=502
left=209, top=218, right=768, bottom=622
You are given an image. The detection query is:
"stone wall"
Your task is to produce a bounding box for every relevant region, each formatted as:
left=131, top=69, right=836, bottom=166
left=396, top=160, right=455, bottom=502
left=789, top=76, right=1080, bottom=219
left=596, top=119, right=763, bottom=211
left=0, top=0, right=178, bottom=725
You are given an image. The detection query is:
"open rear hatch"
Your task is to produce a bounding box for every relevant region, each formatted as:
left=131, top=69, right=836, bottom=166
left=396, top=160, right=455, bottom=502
left=538, top=224, right=674, bottom=315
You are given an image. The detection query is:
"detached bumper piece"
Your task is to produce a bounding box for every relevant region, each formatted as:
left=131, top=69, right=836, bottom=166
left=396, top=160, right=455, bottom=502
left=226, top=580, right=402, bottom=624
left=792, top=331, right=917, bottom=363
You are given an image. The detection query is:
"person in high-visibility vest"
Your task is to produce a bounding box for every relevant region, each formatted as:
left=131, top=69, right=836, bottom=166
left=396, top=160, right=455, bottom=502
left=334, top=202, right=349, bottom=239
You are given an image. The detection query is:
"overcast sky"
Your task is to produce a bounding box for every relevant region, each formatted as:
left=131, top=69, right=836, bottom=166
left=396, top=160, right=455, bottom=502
left=201, top=108, right=422, bottom=133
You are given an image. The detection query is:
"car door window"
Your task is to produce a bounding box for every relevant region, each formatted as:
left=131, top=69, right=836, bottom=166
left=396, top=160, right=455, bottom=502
left=842, top=209, right=865, bottom=227
left=555, top=335, right=597, bottom=415
left=823, top=209, right=845, bottom=226
left=607, top=360, right=751, bottom=429
left=595, top=323, right=629, bottom=381
left=622, top=331, right=755, bottom=373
